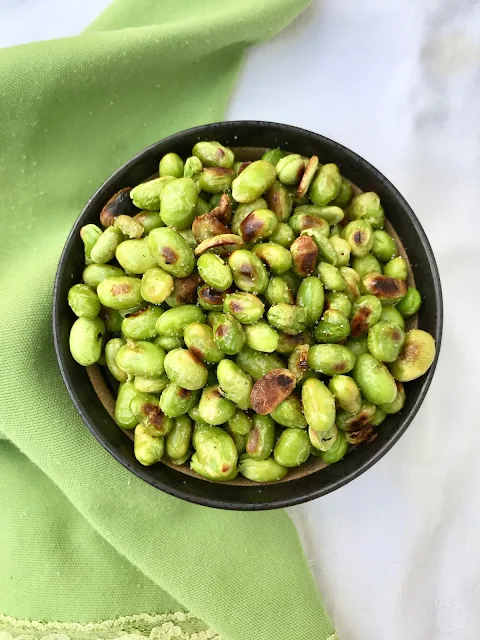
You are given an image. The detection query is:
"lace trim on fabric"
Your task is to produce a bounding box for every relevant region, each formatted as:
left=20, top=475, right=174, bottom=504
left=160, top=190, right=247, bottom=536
left=0, top=612, right=222, bottom=640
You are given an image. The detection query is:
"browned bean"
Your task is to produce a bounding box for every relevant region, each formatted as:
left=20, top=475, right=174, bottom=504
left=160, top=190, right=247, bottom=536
left=192, top=213, right=229, bottom=243
left=290, top=235, right=318, bottom=277
left=250, top=368, right=296, bottom=414
left=100, top=188, right=139, bottom=227
left=363, top=273, right=408, bottom=301
left=194, top=234, right=244, bottom=256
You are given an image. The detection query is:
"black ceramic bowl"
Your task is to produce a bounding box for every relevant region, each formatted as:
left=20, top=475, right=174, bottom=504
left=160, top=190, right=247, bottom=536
left=53, top=121, right=442, bottom=510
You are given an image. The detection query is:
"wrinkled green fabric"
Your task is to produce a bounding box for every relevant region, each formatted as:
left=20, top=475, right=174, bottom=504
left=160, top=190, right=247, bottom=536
left=0, top=1, right=335, bottom=639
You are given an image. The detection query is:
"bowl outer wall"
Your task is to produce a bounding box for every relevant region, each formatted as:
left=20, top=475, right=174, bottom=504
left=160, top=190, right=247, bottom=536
left=53, top=121, right=443, bottom=510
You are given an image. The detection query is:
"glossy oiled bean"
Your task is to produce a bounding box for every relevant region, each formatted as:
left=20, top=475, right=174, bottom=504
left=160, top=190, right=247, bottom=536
left=155, top=305, right=205, bottom=336
left=212, top=313, right=246, bottom=355
left=164, top=348, right=208, bottom=390
left=246, top=415, right=275, bottom=460
left=184, top=323, right=224, bottom=363
left=217, top=359, right=253, bottom=410
left=147, top=227, right=195, bottom=278
left=301, top=378, right=336, bottom=434
left=274, top=428, right=310, bottom=467
left=307, top=344, right=356, bottom=376
left=353, top=353, right=397, bottom=405
left=389, top=329, right=436, bottom=382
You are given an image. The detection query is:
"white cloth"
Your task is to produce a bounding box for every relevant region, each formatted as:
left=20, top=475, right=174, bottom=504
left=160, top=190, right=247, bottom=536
left=2, top=1, right=478, bottom=638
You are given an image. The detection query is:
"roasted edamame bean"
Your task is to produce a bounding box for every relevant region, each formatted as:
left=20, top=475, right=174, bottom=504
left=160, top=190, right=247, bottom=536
left=212, top=313, right=246, bottom=355
left=320, top=430, right=348, bottom=464
left=274, top=428, right=310, bottom=467
left=97, top=276, right=143, bottom=310
left=159, top=383, right=199, bottom=418
left=155, top=305, right=205, bottom=336
left=246, top=414, right=276, bottom=460
left=252, top=242, right=292, bottom=274
left=69, top=316, right=105, bottom=366
left=238, top=455, right=287, bottom=482
left=231, top=160, right=277, bottom=203
left=348, top=192, right=384, bottom=229
left=302, top=378, right=336, bottom=434
left=147, top=227, right=195, bottom=277
left=367, top=320, right=405, bottom=363
left=267, top=304, right=308, bottom=335
left=353, top=353, right=397, bottom=405
left=328, top=375, right=362, bottom=413
left=134, top=425, right=165, bottom=466
left=389, top=329, right=436, bottom=382
left=266, top=180, right=293, bottom=222
left=191, top=424, right=237, bottom=481
left=245, top=318, right=280, bottom=353
left=396, top=287, right=421, bottom=318
left=68, top=284, right=100, bottom=319
left=105, top=338, right=128, bottom=382
left=82, top=263, right=125, bottom=290
left=165, top=415, right=192, bottom=463
left=164, top=348, right=208, bottom=390
left=130, top=393, right=173, bottom=436
left=228, top=249, right=269, bottom=294
left=184, top=323, right=224, bottom=363
left=236, top=347, right=284, bottom=381
left=308, top=163, right=341, bottom=206
left=197, top=253, right=232, bottom=290
left=271, top=393, right=307, bottom=428
left=296, top=276, right=324, bottom=326
left=217, top=359, right=253, bottom=410
left=130, top=176, right=175, bottom=210
left=121, top=306, right=162, bottom=340
left=307, top=344, right=356, bottom=376
left=115, top=381, right=140, bottom=429
left=116, top=340, right=165, bottom=378
left=314, top=309, right=350, bottom=343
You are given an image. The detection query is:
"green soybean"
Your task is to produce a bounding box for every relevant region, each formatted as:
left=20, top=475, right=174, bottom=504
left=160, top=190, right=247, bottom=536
left=159, top=383, right=199, bottom=418
left=105, top=338, right=128, bottom=382
left=212, top=313, right=246, bottom=355
left=164, top=348, right=208, bottom=390
left=69, top=317, right=104, bottom=366
left=116, top=340, right=166, bottom=378
left=184, top=322, right=224, bottom=363
left=353, top=353, right=397, bottom=405
left=198, top=385, right=236, bottom=425
left=121, top=306, right=163, bottom=340
left=147, top=227, right=195, bottom=277
left=245, top=321, right=279, bottom=353
left=296, top=276, right=325, bottom=326
left=396, top=288, right=421, bottom=318
left=307, top=344, right=356, bottom=376
left=155, top=305, right=205, bottom=336
left=197, top=253, right=233, bottom=291
left=246, top=414, right=275, bottom=460
left=68, top=284, right=100, bottom=319
left=165, top=415, right=193, bottom=462
left=236, top=346, right=284, bottom=380
left=302, top=378, right=336, bottom=434
left=274, top=428, right=310, bottom=467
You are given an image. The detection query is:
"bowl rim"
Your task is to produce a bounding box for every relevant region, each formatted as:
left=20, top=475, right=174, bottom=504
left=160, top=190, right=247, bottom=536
left=53, top=120, right=443, bottom=510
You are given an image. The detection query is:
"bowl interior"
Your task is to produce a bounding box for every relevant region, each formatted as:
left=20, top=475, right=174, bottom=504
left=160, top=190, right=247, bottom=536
left=53, top=121, right=442, bottom=510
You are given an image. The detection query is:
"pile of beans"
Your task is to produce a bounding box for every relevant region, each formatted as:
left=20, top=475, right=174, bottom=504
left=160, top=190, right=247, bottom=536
left=68, top=141, right=436, bottom=483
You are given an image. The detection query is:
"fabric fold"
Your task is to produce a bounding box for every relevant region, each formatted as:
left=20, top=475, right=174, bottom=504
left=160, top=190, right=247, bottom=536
left=0, top=1, right=335, bottom=638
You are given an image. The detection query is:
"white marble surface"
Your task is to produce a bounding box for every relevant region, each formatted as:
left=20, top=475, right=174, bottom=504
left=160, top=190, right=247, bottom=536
left=2, top=1, right=479, bottom=638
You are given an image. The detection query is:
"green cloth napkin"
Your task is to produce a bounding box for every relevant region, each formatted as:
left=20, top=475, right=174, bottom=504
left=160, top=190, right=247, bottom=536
left=0, top=1, right=336, bottom=639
